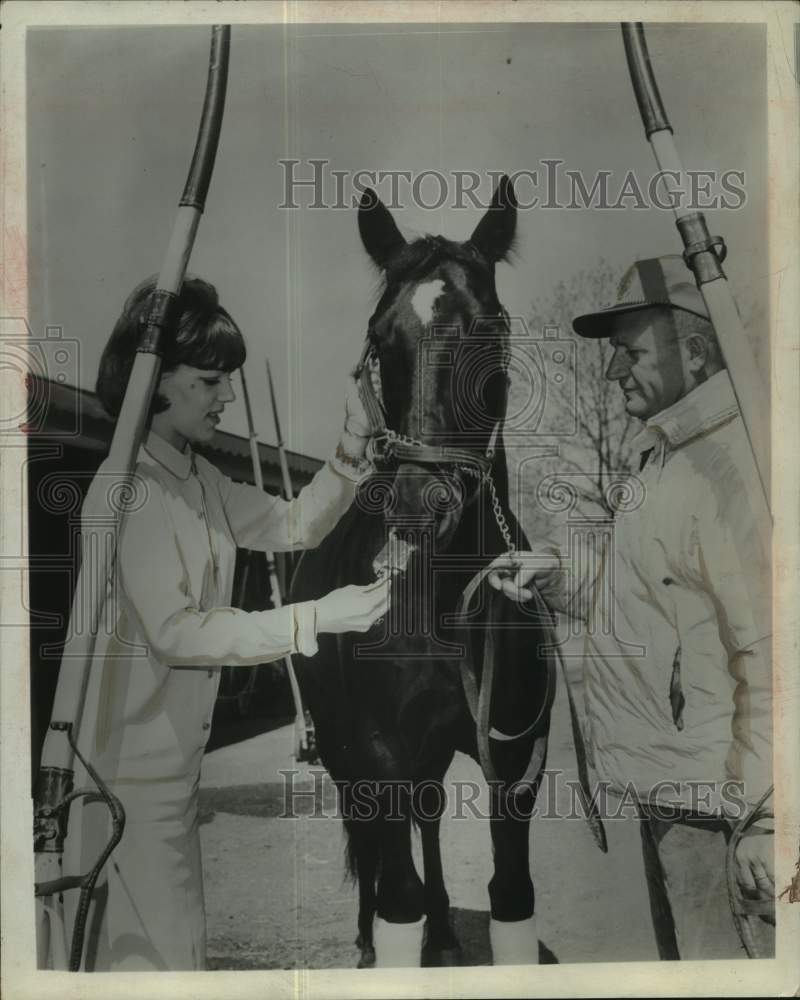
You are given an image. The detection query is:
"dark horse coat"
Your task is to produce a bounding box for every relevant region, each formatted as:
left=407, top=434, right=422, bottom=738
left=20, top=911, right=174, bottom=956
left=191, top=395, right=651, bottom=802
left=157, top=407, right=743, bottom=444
left=292, top=177, right=555, bottom=967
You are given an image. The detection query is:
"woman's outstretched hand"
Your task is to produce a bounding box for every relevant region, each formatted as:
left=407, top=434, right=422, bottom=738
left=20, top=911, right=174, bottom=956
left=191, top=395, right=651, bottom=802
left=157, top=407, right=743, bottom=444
left=315, top=579, right=392, bottom=635
left=344, top=375, right=372, bottom=438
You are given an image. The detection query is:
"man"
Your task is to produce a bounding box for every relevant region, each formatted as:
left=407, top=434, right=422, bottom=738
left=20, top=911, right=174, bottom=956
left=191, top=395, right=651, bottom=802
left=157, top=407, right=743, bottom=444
left=490, top=255, right=773, bottom=959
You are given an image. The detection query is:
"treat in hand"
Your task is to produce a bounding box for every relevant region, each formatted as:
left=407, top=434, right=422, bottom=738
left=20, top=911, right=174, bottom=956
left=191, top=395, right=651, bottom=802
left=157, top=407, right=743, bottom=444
left=372, top=528, right=415, bottom=580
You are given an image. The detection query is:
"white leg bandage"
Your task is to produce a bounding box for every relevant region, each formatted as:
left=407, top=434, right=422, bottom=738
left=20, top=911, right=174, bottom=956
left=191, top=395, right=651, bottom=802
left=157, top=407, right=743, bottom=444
left=372, top=915, right=425, bottom=968
left=489, top=915, right=539, bottom=966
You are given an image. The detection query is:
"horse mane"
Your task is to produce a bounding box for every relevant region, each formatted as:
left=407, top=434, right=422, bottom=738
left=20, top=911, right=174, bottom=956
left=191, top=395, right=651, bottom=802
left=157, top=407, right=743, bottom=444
left=371, top=233, right=513, bottom=298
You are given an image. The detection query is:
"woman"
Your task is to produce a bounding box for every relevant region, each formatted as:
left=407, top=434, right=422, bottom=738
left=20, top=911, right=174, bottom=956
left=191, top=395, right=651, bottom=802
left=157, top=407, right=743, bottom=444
left=64, top=276, right=389, bottom=971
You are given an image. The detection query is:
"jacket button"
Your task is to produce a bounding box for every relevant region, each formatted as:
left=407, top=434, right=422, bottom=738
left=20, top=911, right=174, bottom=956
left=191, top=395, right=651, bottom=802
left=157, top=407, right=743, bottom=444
left=207, top=670, right=213, bottom=678
left=202, top=722, right=210, bottom=730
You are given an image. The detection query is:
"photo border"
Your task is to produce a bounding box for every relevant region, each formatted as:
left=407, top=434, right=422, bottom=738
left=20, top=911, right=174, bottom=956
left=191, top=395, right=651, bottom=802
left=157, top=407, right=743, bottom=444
left=2, top=2, right=797, bottom=997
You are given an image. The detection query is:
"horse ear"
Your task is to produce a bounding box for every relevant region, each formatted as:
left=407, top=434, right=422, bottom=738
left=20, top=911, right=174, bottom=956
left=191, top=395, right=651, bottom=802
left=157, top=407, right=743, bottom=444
left=469, top=175, right=517, bottom=263
left=358, top=188, right=407, bottom=269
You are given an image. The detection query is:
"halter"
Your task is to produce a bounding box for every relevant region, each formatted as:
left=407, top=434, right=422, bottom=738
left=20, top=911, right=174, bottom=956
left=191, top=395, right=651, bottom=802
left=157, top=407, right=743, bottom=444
left=353, top=310, right=515, bottom=552
left=354, top=340, right=497, bottom=478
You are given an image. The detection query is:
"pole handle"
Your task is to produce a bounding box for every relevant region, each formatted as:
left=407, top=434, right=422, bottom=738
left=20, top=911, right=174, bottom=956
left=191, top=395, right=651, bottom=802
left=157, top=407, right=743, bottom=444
left=621, top=22, right=672, bottom=137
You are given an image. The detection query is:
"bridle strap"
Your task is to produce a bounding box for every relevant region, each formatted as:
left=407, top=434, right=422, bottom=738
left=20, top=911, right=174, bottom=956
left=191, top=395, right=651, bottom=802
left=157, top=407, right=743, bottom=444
left=356, top=340, right=496, bottom=476
left=355, top=344, right=388, bottom=438
left=379, top=438, right=493, bottom=477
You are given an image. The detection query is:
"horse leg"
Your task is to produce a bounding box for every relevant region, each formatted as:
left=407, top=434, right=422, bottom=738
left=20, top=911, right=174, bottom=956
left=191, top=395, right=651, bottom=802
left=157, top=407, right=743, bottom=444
left=373, top=794, right=425, bottom=968
left=348, top=820, right=379, bottom=969
left=419, top=813, right=462, bottom=966
left=488, top=787, right=539, bottom=965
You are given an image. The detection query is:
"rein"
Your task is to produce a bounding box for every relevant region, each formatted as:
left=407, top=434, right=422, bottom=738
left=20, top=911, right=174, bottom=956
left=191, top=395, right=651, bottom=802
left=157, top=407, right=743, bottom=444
left=457, top=566, right=607, bottom=846
left=456, top=566, right=557, bottom=795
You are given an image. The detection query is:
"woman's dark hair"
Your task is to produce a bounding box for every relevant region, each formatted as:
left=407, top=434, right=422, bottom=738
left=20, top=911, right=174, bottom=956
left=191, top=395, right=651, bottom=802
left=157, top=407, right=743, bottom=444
left=96, top=275, right=246, bottom=418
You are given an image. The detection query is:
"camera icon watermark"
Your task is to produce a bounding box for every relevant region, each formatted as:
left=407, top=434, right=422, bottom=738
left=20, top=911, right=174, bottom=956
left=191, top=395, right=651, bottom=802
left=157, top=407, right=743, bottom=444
left=415, top=315, right=577, bottom=445
left=1, top=317, right=81, bottom=438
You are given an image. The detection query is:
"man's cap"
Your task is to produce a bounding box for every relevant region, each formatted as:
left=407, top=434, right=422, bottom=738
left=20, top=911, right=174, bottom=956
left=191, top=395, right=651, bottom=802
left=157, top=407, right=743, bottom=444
left=572, top=255, right=710, bottom=339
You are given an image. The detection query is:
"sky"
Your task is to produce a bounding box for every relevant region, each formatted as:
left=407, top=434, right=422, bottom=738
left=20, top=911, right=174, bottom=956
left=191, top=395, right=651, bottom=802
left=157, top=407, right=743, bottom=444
left=27, top=20, right=767, bottom=460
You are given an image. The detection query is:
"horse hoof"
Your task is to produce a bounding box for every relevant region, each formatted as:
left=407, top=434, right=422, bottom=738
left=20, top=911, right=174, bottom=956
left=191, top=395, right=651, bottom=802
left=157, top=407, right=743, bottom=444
left=422, top=923, right=462, bottom=967
left=421, top=943, right=463, bottom=967
left=355, top=935, right=376, bottom=969
left=357, top=946, right=376, bottom=969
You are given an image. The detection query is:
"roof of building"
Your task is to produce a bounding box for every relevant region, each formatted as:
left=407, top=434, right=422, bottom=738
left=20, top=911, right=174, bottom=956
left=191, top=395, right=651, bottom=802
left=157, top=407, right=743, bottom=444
left=26, top=375, right=323, bottom=486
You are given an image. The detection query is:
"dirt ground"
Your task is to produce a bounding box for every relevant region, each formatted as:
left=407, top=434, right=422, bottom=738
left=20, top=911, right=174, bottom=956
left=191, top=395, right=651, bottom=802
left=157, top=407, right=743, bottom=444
left=198, top=655, right=660, bottom=970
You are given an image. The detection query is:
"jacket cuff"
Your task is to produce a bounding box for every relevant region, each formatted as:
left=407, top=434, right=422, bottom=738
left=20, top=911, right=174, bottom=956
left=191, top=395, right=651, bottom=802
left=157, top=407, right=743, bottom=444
left=292, top=601, right=319, bottom=658
left=329, top=437, right=373, bottom=483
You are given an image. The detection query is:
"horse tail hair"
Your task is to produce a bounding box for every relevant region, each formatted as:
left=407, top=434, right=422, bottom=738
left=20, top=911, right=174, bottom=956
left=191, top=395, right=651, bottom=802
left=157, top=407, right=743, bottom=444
left=344, top=831, right=358, bottom=884
left=343, top=814, right=383, bottom=885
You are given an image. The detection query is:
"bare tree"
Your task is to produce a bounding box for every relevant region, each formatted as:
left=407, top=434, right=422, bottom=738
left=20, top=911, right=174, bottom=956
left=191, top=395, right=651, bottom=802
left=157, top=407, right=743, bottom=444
left=509, top=260, right=637, bottom=536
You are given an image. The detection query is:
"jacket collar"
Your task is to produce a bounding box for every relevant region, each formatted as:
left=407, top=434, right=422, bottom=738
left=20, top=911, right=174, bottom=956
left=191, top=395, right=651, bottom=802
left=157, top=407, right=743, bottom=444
left=141, top=431, right=194, bottom=480
left=632, top=369, right=739, bottom=459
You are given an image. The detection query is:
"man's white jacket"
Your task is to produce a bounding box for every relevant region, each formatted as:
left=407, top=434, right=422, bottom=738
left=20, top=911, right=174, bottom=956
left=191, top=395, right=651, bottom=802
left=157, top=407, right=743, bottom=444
left=553, top=370, right=771, bottom=817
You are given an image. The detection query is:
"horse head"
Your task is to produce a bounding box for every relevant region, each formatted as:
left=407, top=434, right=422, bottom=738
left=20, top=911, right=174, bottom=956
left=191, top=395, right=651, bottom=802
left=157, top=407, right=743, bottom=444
left=358, top=176, right=517, bottom=553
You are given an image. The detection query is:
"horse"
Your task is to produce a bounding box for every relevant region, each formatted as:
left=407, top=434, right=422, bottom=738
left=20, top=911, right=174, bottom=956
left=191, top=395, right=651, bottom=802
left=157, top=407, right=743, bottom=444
left=291, top=176, right=556, bottom=968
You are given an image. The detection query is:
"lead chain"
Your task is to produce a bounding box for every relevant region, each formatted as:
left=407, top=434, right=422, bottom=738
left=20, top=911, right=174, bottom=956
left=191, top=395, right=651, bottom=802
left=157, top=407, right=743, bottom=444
left=485, top=471, right=515, bottom=555
left=378, top=423, right=515, bottom=554
left=462, top=465, right=515, bottom=555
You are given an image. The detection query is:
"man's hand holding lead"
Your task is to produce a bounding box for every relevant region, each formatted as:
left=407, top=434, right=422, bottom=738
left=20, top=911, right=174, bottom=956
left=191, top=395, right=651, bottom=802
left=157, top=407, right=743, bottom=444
left=487, top=547, right=561, bottom=603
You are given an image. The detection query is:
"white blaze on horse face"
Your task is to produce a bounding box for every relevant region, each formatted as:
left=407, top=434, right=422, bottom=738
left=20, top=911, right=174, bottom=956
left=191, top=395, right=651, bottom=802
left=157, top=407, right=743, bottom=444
left=410, top=279, right=446, bottom=327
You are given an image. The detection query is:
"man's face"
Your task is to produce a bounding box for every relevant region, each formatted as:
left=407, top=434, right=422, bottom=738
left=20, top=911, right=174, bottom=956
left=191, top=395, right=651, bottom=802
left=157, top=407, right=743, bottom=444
left=605, top=310, right=688, bottom=420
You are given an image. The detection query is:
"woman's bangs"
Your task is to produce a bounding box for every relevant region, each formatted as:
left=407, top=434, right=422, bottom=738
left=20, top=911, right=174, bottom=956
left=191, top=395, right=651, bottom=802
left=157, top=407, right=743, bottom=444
left=174, top=311, right=246, bottom=372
